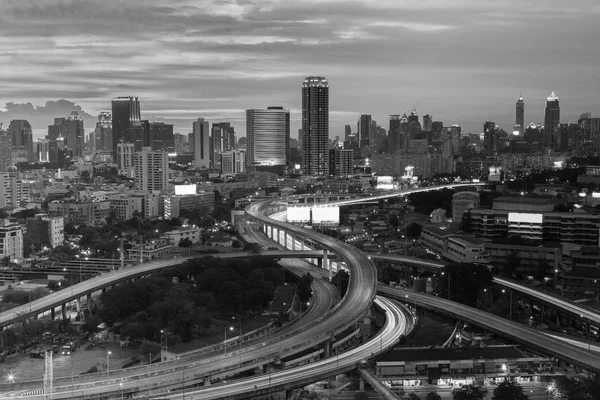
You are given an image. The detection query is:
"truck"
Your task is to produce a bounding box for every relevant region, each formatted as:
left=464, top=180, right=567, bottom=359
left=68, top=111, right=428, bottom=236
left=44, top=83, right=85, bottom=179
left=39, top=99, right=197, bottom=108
left=61, top=341, right=76, bottom=355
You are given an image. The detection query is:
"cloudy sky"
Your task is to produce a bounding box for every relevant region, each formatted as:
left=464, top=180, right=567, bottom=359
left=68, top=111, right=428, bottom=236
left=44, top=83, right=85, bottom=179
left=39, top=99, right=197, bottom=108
left=1, top=0, right=599, bottom=139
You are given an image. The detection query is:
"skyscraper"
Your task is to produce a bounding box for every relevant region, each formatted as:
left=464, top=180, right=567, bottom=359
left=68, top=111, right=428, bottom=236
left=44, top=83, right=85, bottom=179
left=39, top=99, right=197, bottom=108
left=301, top=76, right=329, bottom=176
left=483, top=121, right=497, bottom=154
left=344, top=124, right=352, bottom=142
left=8, top=120, right=33, bottom=161
left=192, top=118, right=210, bottom=169
left=358, top=114, right=372, bottom=147
left=0, top=130, right=11, bottom=172
left=246, top=107, right=290, bottom=168
left=65, top=110, right=84, bottom=157
left=111, top=96, right=141, bottom=156
left=423, top=114, right=433, bottom=132
left=515, top=95, right=524, bottom=135
left=388, top=115, right=401, bottom=153
left=211, top=122, right=235, bottom=167
left=94, top=112, right=112, bottom=152
left=149, top=122, right=174, bottom=152
left=544, top=91, right=560, bottom=148
left=48, top=118, right=66, bottom=140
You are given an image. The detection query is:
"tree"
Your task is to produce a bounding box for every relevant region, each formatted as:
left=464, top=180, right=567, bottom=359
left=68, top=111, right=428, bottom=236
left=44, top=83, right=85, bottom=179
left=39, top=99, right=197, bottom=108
left=232, top=239, right=244, bottom=250
left=178, top=238, right=193, bottom=248
left=426, top=392, right=442, bottom=400
left=492, top=380, right=528, bottom=400
left=584, top=374, right=600, bottom=399
left=534, top=260, right=550, bottom=281
left=389, top=215, right=399, bottom=229
left=244, top=242, right=262, bottom=255
left=405, top=222, right=422, bottom=238
left=452, top=385, right=485, bottom=400
left=502, top=252, right=520, bottom=278
left=297, top=273, right=314, bottom=303
left=437, top=263, right=493, bottom=306
left=331, top=270, right=350, bottom=298
left=551, top=376, right=586, bottom=400
left=83, top=315, right=102, bottom=333
left=407, top=393, right=421, bottom=400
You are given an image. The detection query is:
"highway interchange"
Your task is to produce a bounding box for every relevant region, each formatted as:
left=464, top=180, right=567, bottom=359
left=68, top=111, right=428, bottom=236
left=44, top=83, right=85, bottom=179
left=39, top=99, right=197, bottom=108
left=2, top=183, right=600, bottom=398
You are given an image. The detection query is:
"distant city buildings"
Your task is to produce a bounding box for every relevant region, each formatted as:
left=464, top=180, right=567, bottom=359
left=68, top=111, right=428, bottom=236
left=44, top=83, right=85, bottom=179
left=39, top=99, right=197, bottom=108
left=94, top=112, right=112, bottom=152
left=111, top=96, right=141, bottom=156
left=301, top=76, right=329, bottom=176
left=8, top=120, right=33, bottom=162
left=515, top=95, right=524, bottom=135
left=133, top=147, right=169, bottom=192
left=192, top=118, right=210, bottom=169
left=246, top=107, right=290, bottom=170
left=544, top=91, right=560, bottom=148
left=0, top=219, right=23, bottom=262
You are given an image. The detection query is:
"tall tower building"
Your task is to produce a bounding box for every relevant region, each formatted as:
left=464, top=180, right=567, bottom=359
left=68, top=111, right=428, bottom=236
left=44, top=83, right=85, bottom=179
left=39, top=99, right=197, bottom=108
left=111, top=96, right=141, bottom=156
left=116, top=142, right=135, bottom=174
left=301, top=76, right=329, bottom=176
left=483, top=121, right=496, bottom=154
left=65, top=110, right=84, bottom=157
left=193, top=118, right=210, bottom=169
left=515, top=95, right=524, bottom=135
left=0, top=130, right=11, bottom=172
left=344, top=124, right=352, bottom=142
left=37, top=139, right=49, bottom=162
left=358, top=114, right=372, bottom=147
left=422, top=114, right=433, bottom=132
left=8, top=120, right=33, bottom=162
left=388, top=115, right=401, bottom=153
left=48, top=118, right=66, bottom=140
left=211, top=122, right=235, bottom=167
left=94, top=112, right=112, bottom=152
left=149, top=122, right=174, bottom=152
left=544, top=91, right=560, bottom=148
left=133, top=147, right=168, bottom=192
left=246, top=107, right=290, bottom=168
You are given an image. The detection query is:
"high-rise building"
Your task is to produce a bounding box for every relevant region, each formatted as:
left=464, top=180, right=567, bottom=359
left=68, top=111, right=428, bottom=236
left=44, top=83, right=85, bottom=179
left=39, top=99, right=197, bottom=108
left=0, top=173, right=30, bottom=209
left=423, top=114, right=433, bottom=132
left=221, top=150, right=246, bottom=175
left=116, top=142, right=135, bottom=176
left=358, top=114, right=372, bottom=147
left=329, top=148, right=354, bottom=176
left=133, top=147, right=169, bottom=192
left=0, top=219, right=23, bottom=262
left=193, top=118, right=210, bottom=169
left=246, top=107, right=290, bottom=168
left=301, top=76, right=329, bottom=176
left=516, top=95, right=524, bottom=135
left=94, top=112, right=112, bottom=152
left=389, top=115, right=401, bottom=154
left=344, top=124, right=352, bottom=142
left=26, top=214, right=64, bottom=248
left=174, top=133, right=187, bottom=155
left=37, top=139, right=49, bottom=162
left=111, top=96, right=141, bottom=156
left=65, top=110, right=84, bottom=157
left=48, top=118, right=66, bottom=140
left=544, top=91, right=560, bottom=148
left=8, top=120, right=33, bottom=161
left=0, top=130, right=11, bottom=172
left=483, top=121, right=497, bottom=154
left=149, top=122, right=174, bottom=152
left=211, top=122, right=235, bottom=167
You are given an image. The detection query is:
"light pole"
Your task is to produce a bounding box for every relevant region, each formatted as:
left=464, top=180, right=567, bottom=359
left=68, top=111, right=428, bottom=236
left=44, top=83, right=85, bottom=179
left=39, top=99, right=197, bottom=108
left=299, top=302, right=310, bottom=329
left=119, top=382, right=124, bottom=400
left=106, top=351, right=112, bottom=378
left=484, top=288, right=493, bottom=313
left=441, top=271, right=450, bottom=300
left=232, top=316, right=242, bottom=367
left=502, top=289, right=512, bottom=321
left=224, top=326, right=233, bottom=356
left=161, top=329, right=168, bottom=355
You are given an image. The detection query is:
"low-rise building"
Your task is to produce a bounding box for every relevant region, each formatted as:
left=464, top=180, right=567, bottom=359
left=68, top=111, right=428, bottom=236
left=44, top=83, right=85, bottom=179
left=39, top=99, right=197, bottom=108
left=163, top=192, right=215, bottom=219
left=163, top=226, right=202, bottom=245
left=444, top=236, right=489, bottom=264
left=109, top=194, right=143, bottom=222
left=48, top=199, right=111, bottom=227
left=26, top=214, right=64, bottom=248
left=0, top=219, right=23, bottom=262
left=127, top=238, right=172, bottom=261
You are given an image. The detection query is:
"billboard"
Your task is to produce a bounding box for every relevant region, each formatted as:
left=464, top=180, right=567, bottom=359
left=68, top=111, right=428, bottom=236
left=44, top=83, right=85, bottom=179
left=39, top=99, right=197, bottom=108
left=174, top=184, right=197, bottom=196
left=376, top=176, right=394, bottom=190
left=312, top=206, right=340, bottom=224
left=287, top=207, right=311, bottom=223
left=508, top=213, right=543, bottom=224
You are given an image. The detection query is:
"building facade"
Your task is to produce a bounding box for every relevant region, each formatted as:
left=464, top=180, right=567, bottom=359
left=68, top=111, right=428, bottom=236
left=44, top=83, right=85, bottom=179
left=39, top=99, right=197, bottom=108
left=544, top=91, right=560, bottom=148
left=301, top=77, right=329, bottom=176
left=133, top=147, right=169, bottom=192
left=26, top=214, right=64, bottom=248
left=111, top=96, right=141, bottom=156
left=193, top=118, right=210, bottom=169
left=48, top=199, right=111, bottom=227
left=246, top=107, right=290, bottom=168
left=0, top=219, right=23, bottom=262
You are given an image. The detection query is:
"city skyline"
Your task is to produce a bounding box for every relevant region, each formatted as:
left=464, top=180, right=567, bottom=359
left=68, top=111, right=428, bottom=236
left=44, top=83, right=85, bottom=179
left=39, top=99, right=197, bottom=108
left=1, top=1, right=599, bottom=139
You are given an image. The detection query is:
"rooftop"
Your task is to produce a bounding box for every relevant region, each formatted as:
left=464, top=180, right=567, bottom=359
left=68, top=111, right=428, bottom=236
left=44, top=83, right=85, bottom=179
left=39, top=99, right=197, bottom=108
left=379, top=346, right=532, bottom=363
left=494, top=196, right=557, bottom=205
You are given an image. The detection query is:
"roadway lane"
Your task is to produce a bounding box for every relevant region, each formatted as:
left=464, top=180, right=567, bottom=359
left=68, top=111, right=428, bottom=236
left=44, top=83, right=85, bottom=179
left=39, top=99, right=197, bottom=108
left=378, top=286, right=600, bottom=375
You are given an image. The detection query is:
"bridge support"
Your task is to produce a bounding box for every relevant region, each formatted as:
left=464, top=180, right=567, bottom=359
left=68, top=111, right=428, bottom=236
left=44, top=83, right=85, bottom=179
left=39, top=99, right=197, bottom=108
left=323, top=250, right=331, bottom=281
left=87, top=293, right=92, bottom=310
left=51, top=307, right=55, bottom=320
left=291, top=233, right=296, bottom=251
left=61, top=303, right=67, bottom=320
left=77, top=297, right=82, bottom=312
left=286, top=389, right=293, bottom=400
left=359, top=376, right=365, bottom=391
left=323, top=339, right=331, bottom=358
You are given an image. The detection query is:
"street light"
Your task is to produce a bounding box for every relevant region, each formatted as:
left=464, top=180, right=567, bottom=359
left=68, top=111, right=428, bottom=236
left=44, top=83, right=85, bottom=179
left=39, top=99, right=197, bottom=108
left=224, top=326, right=234, bottom=356
left=106, top=351, right=112, bottom=378
left=119, top=382, right=124, bottom=400
left=484, top=288, right=493, bottom=313
left=502, top=288, right=513, bottom=321
left=161, top=329, right=168, bottom=354
left=232, top=316, right=242, bottom=367
left=6, top=373, right=15, bottom=384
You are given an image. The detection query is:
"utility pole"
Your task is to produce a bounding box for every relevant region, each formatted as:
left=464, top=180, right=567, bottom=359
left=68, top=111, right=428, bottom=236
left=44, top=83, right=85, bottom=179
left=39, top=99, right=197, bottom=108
left=44, top=350, right=53, bottom=399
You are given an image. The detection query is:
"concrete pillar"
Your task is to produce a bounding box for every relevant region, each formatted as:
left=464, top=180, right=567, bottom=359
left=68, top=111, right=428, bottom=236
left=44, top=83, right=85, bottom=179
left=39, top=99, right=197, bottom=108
left=291, top=233, right=296, bottom=251
left=51, top=308, right=55, bottom=320
left=61, top=303, right=67, bottom=320
left=318, top=258, right=323, bottom=268
left=286, top=389, right=293, bottom=400
left=323, top=250, right=331, bottom=281
left=323, top=339, right=331, bottom=358
left=87, top=293, right=92, bottom=310
left=359, top=376, right=365, bottom=391
left=77, top=297, right=82, bottom=312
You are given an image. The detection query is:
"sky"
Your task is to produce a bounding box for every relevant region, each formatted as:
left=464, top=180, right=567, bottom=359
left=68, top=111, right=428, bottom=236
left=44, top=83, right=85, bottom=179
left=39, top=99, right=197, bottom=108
left=1, top=0, right=599, bottom=140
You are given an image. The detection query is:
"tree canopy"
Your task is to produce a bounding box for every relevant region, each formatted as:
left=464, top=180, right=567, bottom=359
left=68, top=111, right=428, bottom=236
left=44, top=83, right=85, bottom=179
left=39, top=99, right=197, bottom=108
left=437, top=263, right=493, bottom=306
left=492, top=380, right=528, bottom=400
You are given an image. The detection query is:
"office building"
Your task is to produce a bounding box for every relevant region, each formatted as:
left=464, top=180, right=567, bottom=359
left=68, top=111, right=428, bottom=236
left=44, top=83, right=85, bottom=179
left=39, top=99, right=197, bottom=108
left=422, top=114, right=433, bottom=132
left=164, top=192, right=215, bottom=219
left=94, top=112, right=112, bottom=152
left=8, top=120, right=34, bottom=161
left=192, top=118, right=210, bottom=168
left=452, top=191, right=480, bottom=225
left=211, top=122, right=235, bottom=167
left=64, top=110, right=84, bottom=157
left=221, top=150, right=246, bottom=175
left=301, top=76, right=329, bottom=176
left=0, top=173, right=31, bottom=209
left=130, top=191, right=162, bottom=218
left=47, top=118, right=66, bottom=140
left=246, top=107, right=290, bottom=168
left=108, top=194, right=143, bottom=222
left=116, top=143, right=135, bottom=176
left=48, top=199, right=111, bottom=227
left=516, top=95, right=524, bottom=135
left=544, top=91, right=560, bottom=148
left=328, top=148, right=354, bottom=176
left=344, top=124, right=352, bottom=142
left=388, top=115, right=401, bottom=153
left=26, top=214, right=64, bottom=248
left=37, top=139, right=49, bottom=162
left=0, top=219, right=23, bottom=262
left=0, top=131, right=11, bottom=172
left=358, top=114, right=372, bottom=147
left=111, top=96, right=141, bottom=156
left=149, top=122, right=174, bottom=152
left=133, top=147, right=169, bottom=192
left=483, top=121, right=496, bottom=154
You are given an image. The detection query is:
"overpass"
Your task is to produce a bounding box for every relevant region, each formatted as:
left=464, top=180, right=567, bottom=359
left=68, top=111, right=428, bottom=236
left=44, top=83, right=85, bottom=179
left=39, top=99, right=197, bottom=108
left=0, top=250, right=329, bottom=328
